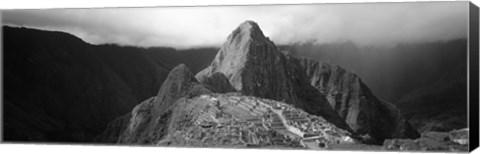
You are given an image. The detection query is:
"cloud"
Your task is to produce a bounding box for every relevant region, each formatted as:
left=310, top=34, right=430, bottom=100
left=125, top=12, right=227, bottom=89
left=2, top=2, right=468, bottom=49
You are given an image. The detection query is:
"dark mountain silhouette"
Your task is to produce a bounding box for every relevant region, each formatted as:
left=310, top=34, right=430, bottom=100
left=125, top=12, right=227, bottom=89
left=2, top=26, right=217, bottom=142
left=279, top=39, right=468, bottom=133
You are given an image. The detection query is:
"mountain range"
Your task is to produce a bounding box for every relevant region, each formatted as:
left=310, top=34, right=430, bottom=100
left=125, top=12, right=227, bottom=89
left=2, top=20, right=468, bottom=151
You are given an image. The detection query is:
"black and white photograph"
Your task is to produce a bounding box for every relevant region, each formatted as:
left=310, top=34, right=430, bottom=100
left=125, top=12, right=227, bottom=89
left=1, top=0, right=478, bottom=153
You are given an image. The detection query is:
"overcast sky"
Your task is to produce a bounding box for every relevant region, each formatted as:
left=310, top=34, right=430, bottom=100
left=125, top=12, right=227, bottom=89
left=2, top=1, right=468, bottom=49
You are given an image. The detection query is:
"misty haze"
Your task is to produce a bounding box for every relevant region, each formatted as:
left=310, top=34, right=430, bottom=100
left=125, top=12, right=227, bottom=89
left=1, top=1, right=471, bottom=152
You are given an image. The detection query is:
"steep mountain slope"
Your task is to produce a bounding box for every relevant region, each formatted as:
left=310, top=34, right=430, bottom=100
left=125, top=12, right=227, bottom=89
left=280, top=39, right=467, bottom=133
left=2, top=26, right=217, bottom=142
left=298, top=58, right=419, bottom=143
left=196, top=21, right=419, bottom=144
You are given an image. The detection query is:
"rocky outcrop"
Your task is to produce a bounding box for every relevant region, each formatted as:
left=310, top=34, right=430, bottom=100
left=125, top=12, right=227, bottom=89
left=196, top=20, right=418, bottom=144
left=98, top=64, right=211, bottom=144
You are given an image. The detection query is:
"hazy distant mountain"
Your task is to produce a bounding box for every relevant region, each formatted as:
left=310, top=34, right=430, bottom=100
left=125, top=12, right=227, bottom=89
left=2, top=26, right=217, bottom=142
left=279, top=39, right=468, bottom=132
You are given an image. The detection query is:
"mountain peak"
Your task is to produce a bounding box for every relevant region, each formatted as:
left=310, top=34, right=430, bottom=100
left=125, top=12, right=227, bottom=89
left=164, top=63, right=196, bottom=84
left=154, top=64, right=211, bottom=113
left=227, top=20, right=267, bottom=45
left=237, top=20, right=261, bottom=32
left=197, top=20, right=282, bottom=91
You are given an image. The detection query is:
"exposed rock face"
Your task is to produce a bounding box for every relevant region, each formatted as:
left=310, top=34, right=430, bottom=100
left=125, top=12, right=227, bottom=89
left=196, top=20, right=418, bottom=144
left=196, top=21, right=297, bottom=104
left=98, top=64, right=211, bottom=144
left=299, top=59, right=419, bottom=143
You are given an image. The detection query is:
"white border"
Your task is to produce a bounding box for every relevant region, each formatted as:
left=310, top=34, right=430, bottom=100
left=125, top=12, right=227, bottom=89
left=0, top=0, right=477, bottom=9
left=0, top=0, right=478, bottom=154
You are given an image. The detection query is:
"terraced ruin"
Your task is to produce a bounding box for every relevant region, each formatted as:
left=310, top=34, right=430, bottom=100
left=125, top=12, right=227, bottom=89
left=158, top=93, right=355, bottom=149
